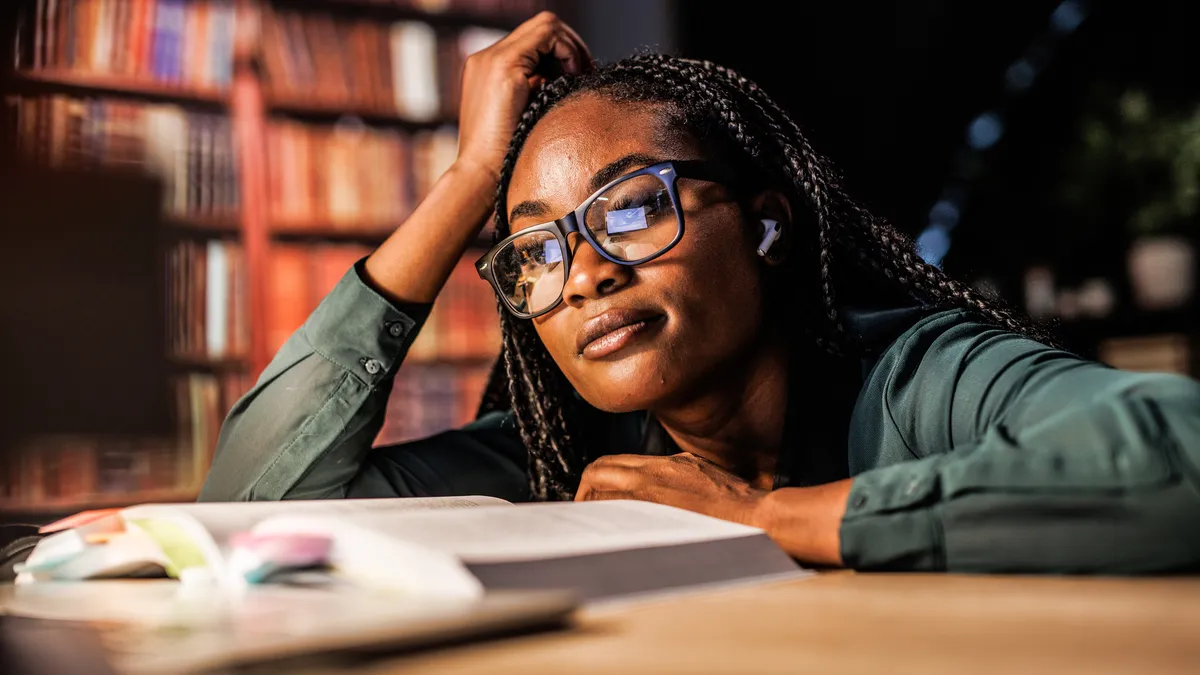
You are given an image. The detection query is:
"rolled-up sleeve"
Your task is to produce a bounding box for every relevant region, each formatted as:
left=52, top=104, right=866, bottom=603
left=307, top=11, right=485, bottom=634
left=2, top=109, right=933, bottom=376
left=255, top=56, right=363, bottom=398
left=199, top=260, right=431, bottom=501
left=841, top=310, right=1200, bottom=573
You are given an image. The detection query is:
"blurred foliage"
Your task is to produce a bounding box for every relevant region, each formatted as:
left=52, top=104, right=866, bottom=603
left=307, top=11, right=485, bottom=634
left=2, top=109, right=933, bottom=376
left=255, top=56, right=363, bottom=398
left=1058, top=85, right=1200, bottom=237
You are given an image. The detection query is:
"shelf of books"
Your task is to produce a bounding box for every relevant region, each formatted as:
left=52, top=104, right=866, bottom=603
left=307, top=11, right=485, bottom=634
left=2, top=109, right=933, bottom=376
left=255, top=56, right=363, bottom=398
left=2, top=0, right=245, bottom=516
left=8, top=0, right=236, bottom=102
left=2, top=0, right=539, bottom=517
left=256, top=0, right=512, bottom=448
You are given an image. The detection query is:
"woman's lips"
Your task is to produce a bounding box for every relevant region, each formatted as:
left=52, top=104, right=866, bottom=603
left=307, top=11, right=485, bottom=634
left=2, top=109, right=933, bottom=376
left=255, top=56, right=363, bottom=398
left=577, top=309, right=665, bottom=360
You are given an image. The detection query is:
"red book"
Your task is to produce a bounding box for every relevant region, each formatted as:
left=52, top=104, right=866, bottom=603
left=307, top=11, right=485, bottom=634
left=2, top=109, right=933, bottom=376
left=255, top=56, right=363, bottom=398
left=310, top=244, right=371, bottom=305
left=128, top=0, right=150, bottom=77
left=267, top=244, right=315, bottom=355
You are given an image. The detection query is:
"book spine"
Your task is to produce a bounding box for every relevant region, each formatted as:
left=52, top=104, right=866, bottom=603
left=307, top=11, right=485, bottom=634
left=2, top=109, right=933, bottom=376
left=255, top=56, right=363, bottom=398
left=205, top=239, right=228, bottom=359
left=129, top=0, right=149, bottom=77
left=186, top=111, right=199, bottom=215
left=110, top=0, right=130, bottom=75
left=34, top=0, right=46, bottom=69
left=153, top=0, right=184, bottom=83
left=44, top=0, right=58, bottom=68
left=59, top=0, right=74, bottom=69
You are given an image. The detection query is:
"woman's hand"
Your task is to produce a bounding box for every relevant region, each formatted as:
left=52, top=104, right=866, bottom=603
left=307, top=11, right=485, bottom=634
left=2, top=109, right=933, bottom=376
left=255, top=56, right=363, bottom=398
left=456, top=11, right=593, bottom=183
left=576, top=453, right=853, bottom=566
left=575, top=453, right=769, bottom=527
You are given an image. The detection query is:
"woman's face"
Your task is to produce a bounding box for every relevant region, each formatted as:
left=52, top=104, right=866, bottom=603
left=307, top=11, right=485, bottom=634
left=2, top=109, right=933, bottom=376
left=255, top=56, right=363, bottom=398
left=505, top=93, right=774, bottom=413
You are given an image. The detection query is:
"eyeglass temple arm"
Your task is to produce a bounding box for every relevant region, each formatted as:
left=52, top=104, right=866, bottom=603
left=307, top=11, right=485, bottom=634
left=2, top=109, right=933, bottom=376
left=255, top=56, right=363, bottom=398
left=671, top=159, right=736, bottom=185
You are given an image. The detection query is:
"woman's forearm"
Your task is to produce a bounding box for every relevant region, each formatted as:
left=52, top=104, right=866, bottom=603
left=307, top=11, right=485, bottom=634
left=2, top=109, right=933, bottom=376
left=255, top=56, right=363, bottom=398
left=363, top=160, right=497, bottom=305
left=754, top=479, right=853, bottom=566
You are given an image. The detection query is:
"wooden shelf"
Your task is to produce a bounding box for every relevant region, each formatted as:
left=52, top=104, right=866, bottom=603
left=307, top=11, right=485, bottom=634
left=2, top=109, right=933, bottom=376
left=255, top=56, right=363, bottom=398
left=272, top=224, right=391, bottom=246
left=266, top=92, right=457, bottom=128
left=5, top=69, right=228, bottom=108
left=168, top=353, right=250, bottom=372
left=164, top=214, right=241, bottom=238
left=0, top=488, right=199, bottom=519
left=271, top=223, right=494, bottom=250
left=265, top=0, right=531, bottom=31
left=405, top=354, right=499, bottom=368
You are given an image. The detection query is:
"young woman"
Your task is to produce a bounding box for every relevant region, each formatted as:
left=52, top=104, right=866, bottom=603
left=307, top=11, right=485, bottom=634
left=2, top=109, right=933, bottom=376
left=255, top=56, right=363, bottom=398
left=201, top=13, right=1200, bottom=573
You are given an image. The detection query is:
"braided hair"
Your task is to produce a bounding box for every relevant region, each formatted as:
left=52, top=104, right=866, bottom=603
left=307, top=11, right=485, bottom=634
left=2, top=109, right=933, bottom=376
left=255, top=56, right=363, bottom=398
left=477, top=54, right=1056, bottom=501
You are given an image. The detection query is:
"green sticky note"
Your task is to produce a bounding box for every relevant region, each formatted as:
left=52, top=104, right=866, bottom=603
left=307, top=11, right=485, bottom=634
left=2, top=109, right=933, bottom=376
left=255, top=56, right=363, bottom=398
left=127, top=518, right=208, bottom=578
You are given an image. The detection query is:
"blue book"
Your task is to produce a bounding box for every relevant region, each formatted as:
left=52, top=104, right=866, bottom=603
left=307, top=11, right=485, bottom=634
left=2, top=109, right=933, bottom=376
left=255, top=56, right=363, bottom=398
left=210, top=2, right=235, bottom=88
left=152, top=0, right=186, bottom=83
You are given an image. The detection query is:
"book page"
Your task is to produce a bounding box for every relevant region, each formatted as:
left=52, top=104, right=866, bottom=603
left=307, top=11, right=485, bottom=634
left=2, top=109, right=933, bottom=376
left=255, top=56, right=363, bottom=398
left=124, top=496, right=511, bottom=549
left=254, top=500, right=762, bottom=564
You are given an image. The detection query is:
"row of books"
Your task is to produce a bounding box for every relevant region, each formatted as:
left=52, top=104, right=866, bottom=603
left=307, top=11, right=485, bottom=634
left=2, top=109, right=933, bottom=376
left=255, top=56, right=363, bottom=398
left=267, top=243, right=369, bottom=354
left=409, top=256, right=503, bottom=362
left=376, top=361, right=494, bottom=447
left=261, top=9, right=504, bottom=120
left=170, top=239, right=249, bottom=361
left=0, top=372, right=250, bottom=507
left=16, top=0, right=236, bottom=89
left=373, top=0, right=547, bottom=14
left=266, top=119, right=457, bottom=232
left=267, top=243, right=501, bottom=360
left=9, top=94, right=239, bottom=219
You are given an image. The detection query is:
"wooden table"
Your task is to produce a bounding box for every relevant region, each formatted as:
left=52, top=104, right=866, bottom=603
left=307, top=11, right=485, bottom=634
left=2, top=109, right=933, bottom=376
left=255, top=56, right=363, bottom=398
left=354, top=572, right=1200, bottom=675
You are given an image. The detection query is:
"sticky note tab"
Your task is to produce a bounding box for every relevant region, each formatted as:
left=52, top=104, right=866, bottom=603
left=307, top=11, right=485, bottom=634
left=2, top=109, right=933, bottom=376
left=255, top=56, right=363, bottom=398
left=606, top=207, right=649, bottom=234
left=39, top=508, right=123, bottom=534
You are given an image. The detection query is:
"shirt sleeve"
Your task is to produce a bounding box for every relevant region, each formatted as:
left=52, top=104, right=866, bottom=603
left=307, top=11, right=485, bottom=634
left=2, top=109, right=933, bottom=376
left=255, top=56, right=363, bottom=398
left=200, top=259, right=447, bottom=501
left=840, top=310, right=1200, bottom=573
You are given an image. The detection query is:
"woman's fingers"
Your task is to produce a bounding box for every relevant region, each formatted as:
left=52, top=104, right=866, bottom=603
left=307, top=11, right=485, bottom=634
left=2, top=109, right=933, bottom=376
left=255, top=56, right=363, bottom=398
left=557, top=21, right=594, bottom=72
left=500, top=14, right=590, bottom=78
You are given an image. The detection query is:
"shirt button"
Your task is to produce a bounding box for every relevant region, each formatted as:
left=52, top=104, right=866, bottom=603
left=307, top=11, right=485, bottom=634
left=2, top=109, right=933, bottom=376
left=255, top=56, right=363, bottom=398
left=363, top=359, right=382, bottom=375
left=852, top=493, right=869, bottom=509
left=387, top=322, right=405, bottom=338
left=905, top=479, right=921, bottom=496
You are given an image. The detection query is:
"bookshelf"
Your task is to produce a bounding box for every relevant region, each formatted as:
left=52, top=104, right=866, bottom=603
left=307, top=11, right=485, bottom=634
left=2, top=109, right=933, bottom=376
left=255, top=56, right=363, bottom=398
left=6, top=68, right=228, bottom=106
left=265, top=92, right=457, bottom=127
left=2, top=0, right=542, bottom=516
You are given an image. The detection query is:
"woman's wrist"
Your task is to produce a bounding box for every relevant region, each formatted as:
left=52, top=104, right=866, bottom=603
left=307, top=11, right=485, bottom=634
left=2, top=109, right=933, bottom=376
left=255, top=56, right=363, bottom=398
left=364, top=158, right=500, bottom=304
left=451, top=155, right=503, bottom=192
left=751, top=479, right=853, bottom=566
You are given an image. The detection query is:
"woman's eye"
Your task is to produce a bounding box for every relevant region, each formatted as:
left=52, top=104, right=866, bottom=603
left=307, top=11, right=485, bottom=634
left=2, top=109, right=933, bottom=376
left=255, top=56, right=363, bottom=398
left=611, top=190, right=665, bottom=212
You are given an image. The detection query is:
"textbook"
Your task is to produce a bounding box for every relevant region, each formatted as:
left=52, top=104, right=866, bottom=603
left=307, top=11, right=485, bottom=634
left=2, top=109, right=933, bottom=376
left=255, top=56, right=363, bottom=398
left=17, top=497, right=807, bottom=602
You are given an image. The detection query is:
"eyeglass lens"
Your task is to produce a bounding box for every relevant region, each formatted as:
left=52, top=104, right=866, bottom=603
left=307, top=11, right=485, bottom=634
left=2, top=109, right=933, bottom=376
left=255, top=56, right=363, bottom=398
left=492, top=173, right=679, bottom=316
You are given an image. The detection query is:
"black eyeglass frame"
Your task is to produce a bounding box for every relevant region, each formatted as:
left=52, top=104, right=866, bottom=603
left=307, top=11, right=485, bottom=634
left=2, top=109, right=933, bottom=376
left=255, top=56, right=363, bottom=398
left=475, top=159, right=731, bottom=319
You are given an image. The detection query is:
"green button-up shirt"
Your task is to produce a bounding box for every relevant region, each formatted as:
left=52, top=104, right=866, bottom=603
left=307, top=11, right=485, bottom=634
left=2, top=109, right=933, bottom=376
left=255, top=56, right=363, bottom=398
left=199, top=263, right=1200, bottom=573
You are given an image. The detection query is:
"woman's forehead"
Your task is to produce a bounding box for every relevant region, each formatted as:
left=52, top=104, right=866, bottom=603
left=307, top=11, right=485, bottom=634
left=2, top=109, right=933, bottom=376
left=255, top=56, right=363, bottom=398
left=506, top=96, right=685, bottom=225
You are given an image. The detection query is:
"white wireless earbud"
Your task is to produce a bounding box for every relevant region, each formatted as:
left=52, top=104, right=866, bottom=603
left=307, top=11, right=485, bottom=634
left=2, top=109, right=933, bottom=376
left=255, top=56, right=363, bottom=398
left=757, top=219, right=782, bottom=257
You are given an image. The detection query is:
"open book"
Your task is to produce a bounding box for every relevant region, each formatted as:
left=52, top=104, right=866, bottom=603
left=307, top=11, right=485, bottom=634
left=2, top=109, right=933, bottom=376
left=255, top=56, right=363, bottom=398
left=18, top=497, right=806, bottom=603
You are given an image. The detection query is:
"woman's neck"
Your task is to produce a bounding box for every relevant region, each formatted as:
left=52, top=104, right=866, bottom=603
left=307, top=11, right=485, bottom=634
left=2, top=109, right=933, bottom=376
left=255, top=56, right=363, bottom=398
left=651, top=332, right=790, bottom=489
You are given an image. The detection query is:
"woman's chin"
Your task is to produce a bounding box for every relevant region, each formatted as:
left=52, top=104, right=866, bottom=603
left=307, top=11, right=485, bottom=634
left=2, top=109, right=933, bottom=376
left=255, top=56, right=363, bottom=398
left=575, top=352, right=680, bottom=413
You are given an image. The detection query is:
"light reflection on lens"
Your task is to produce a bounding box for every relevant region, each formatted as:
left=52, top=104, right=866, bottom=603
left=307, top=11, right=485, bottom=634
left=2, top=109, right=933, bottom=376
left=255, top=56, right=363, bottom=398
left=494, top=230, right=566, bottom=315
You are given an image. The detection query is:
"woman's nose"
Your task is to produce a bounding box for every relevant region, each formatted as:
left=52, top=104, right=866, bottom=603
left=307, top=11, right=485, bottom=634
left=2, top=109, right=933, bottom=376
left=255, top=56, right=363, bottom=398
left=561, top=232, right=632, bottom=308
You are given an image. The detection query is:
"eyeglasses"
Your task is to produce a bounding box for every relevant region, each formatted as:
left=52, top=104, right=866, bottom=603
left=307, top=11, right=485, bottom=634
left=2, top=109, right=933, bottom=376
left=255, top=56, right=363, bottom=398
left=476, top=160, right=729, bottom=319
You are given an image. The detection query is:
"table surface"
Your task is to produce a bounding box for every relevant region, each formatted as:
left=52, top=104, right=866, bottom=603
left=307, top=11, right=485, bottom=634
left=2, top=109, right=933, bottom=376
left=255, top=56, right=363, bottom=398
left=4, top=572, right=1198, bottom=674
left=354, top=572, right=1200, bottom=675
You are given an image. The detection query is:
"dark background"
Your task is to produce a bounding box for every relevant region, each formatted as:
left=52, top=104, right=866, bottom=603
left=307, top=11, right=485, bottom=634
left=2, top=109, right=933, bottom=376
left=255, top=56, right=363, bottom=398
left=0, top=0, right=1196, bottom=511
left=675, top=0, right=1198, bottom=292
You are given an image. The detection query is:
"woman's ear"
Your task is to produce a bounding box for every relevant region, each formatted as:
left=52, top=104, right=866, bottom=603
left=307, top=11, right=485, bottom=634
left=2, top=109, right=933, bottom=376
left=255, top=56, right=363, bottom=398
left=750, top=190, right=793, bottom=266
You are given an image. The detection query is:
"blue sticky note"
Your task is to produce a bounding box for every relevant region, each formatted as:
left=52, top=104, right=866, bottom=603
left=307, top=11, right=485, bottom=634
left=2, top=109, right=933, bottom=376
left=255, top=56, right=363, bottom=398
left=543, top=239, right=562, bottom=264
left=606, top=207, right=649, bottom=234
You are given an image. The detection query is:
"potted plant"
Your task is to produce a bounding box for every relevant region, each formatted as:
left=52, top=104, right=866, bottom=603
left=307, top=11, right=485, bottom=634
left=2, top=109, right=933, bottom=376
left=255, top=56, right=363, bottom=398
left=1057, top=87, right=1199, bottom=311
